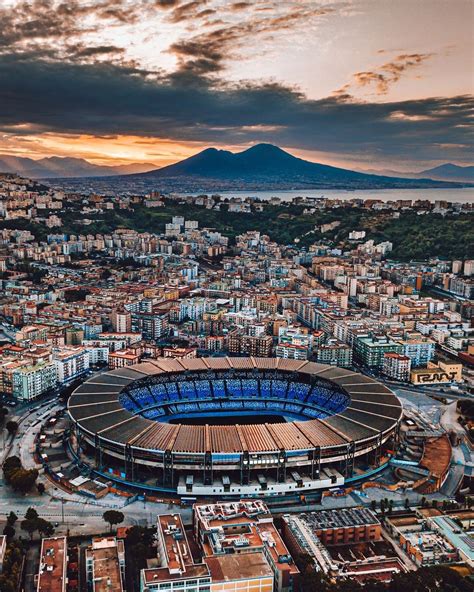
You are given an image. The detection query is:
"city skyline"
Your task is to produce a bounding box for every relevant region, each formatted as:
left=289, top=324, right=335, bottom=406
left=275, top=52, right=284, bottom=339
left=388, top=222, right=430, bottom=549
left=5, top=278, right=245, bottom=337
left=0, top=0, right=472, bottom=171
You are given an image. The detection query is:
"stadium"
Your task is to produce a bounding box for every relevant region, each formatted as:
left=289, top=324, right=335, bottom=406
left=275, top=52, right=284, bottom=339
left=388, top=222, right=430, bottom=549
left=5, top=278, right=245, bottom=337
left=67, top=357, right=402, bottom=497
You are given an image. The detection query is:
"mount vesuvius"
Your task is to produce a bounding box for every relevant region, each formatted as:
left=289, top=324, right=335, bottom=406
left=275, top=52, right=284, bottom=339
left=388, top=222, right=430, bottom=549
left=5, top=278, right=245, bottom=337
left=47, top=144, right=470, bottom=191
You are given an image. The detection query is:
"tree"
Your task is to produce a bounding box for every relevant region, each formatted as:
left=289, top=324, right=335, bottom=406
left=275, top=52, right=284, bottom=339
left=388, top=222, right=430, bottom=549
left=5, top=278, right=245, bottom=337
left=24, top=508, right=38, bottom=521
left=36, top=518, right=54, bottom=538
left=6, top=512, right=17, bottom=526
left=21, top=519, right=37, bottom=540
left=2, top=525, right=15, bottom=540
left=103, top=510, right=124, bottom=532
left=370, top=500, right=377, bottom=511
left=404, top=498, right=410, bottom=510
left=37, top=482, right=45, bottom=495
left=125, top=525, right=156, bottom=569
left=0, top=406, right=8, bottom=423
left=5, top=421, right=18, bottom=437
left=9, top=468, right=38, bottom=494
left=2, top=456, right=21, bottom=484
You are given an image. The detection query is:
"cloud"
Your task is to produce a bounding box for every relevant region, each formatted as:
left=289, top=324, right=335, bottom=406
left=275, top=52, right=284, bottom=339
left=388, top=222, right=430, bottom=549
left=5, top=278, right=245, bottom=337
left=167, top=0, right=210, bottom=23
left=0, top=0, right=148, bottom=56
left=0, top=52, right=471, bottom=165
left=169, top=3, right=333, bottom=75
left=352, top=53, right=434, bottom=95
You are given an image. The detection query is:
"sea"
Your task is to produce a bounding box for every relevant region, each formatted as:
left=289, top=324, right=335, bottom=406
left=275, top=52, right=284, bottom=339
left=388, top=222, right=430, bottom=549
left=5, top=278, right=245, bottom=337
left=187, top=187, right=474, bottom=204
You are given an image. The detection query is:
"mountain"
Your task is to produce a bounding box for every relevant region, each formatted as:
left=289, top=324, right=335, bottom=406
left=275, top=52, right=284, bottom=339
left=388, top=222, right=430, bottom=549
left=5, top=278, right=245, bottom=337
left=42, top=144, right=471, bottom=192
left=124, top=143, right=467, bottom=189
left=359, top=163, right=474, bottom=183
left=417, top=163, right=474, bottom=183
left=0, top=155, right=158, bottom=178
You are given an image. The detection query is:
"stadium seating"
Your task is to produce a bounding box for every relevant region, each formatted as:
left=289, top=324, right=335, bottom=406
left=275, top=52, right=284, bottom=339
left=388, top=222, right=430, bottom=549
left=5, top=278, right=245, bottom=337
left=142, top=408, right=165, bottom=419
left=195, top=379, right=212, bottom=399
left=149, top=384, right=167, bottom=402
left=212, top=380, right=226, bottom=398
left=178, top=381, right=196, bottom=399
left=119, top=374, right=349, bottom=423
left=241, top=379, right=259, bottom=397
left=165, top=383, right=180, bottom=401
left=226, top=379, right=242, bottom=398
left=272, top=380, right=288, bottom=399
left=287, top=382, right=310, bottom=401
left=128, top=386, right=154, bottom=408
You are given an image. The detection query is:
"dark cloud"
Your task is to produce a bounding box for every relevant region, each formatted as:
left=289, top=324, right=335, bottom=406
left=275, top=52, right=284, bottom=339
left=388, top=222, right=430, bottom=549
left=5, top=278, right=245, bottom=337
left=170, top=4, right=332, bottom=75
left=67, top=44, right=126, bottom=59
left=0, top=53, right=471, bottom=164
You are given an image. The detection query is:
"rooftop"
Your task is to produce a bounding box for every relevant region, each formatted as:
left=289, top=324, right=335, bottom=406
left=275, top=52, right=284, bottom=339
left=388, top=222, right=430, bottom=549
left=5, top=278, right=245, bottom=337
left=205, top=552, right=273, bottom=583
left=37, top=537, right=67, bottom=592
left=297, top=508, right=380, bottom=531
left=87, top=537, right=124, bottom=592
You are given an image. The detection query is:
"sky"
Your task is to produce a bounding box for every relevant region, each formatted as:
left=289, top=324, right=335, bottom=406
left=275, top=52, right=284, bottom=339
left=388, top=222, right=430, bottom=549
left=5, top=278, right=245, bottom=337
left=0, top=0, right=472, bottom=171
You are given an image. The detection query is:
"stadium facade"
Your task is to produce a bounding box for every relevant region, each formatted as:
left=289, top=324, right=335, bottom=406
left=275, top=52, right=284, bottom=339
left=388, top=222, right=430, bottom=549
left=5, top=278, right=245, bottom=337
left=67, top=357, right=402, bottom=497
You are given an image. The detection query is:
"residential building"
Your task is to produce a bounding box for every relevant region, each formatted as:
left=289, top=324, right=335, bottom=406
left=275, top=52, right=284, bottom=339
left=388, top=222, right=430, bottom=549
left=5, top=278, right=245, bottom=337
left=354, top=335, right=403, bottom=368
left=276, top=327, right=313, bottom=361
left=36, top=536, right=68, bottom=592
left=53, top=347, right=90, bottom=383
left=194, top=500, right=298, bottom=592
left=316, top=339, right=353, bottom=368
left=12, top=361, right=57, bottom=401
left=86, top=537, right=125, bottom=592
left=108, top=349, right=140, bottom=369
left=140, top=514, right=211, bottom=592
left=382, top=353, right=411, bottom=382
left=111, top=309, right=132, bottom=333
left=398, top=336, right=435, bottom=367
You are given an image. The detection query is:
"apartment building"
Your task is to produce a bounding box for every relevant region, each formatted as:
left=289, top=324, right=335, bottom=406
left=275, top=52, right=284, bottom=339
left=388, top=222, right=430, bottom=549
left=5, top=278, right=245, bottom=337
left=85, top=537, right=125, bottom=592
left=36, top=537, right=68, bottom=592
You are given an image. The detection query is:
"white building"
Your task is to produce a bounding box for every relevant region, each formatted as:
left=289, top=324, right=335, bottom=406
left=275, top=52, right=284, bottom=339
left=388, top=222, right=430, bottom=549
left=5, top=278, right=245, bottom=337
left=53, top=347, right=90, bottom=384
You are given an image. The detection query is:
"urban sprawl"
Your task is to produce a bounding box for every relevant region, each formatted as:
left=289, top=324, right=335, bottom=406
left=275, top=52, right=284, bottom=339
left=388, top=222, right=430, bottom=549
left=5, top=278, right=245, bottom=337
left=0, top=172, right=473, bottom=592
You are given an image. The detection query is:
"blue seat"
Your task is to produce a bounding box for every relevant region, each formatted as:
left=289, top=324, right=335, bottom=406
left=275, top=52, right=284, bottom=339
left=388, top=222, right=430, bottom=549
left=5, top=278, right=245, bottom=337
left=142, top=408, right=164, bottom=419
left=226, top=379, right=242, bottom=398
left=150, top=384, right=167, bottom=402
left=241, top=379, right=259, bottom=397
left=260, top=380, right=271, bottom=399
left=195, top=380, right=212, bottom=399
left=246, top=400, right=266, bottom=409
left=199, top=401, right=220, bottom=410
left=119, top=394, right=137, bottom=412
left=212, top=380, right=226, bottom=398
left=165, top=383, right=180, bottom=401
left=128, top=386, right=154, bottom=408
left=272, top=380, right=288, bottom=399
left=222, top=400, right=242, bottom=409
left=179, top=381, right=196, bottom=399
left=285, top=403, right=302, bottom=414
left=287, top=382, right=310, bottom=402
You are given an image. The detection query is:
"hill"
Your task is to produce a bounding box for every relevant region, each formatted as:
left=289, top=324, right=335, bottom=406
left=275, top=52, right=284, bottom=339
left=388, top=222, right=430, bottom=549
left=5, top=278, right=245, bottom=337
left=0, top=155, right=157, bottom=178
left=417, top=163, right=474, bottom=183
